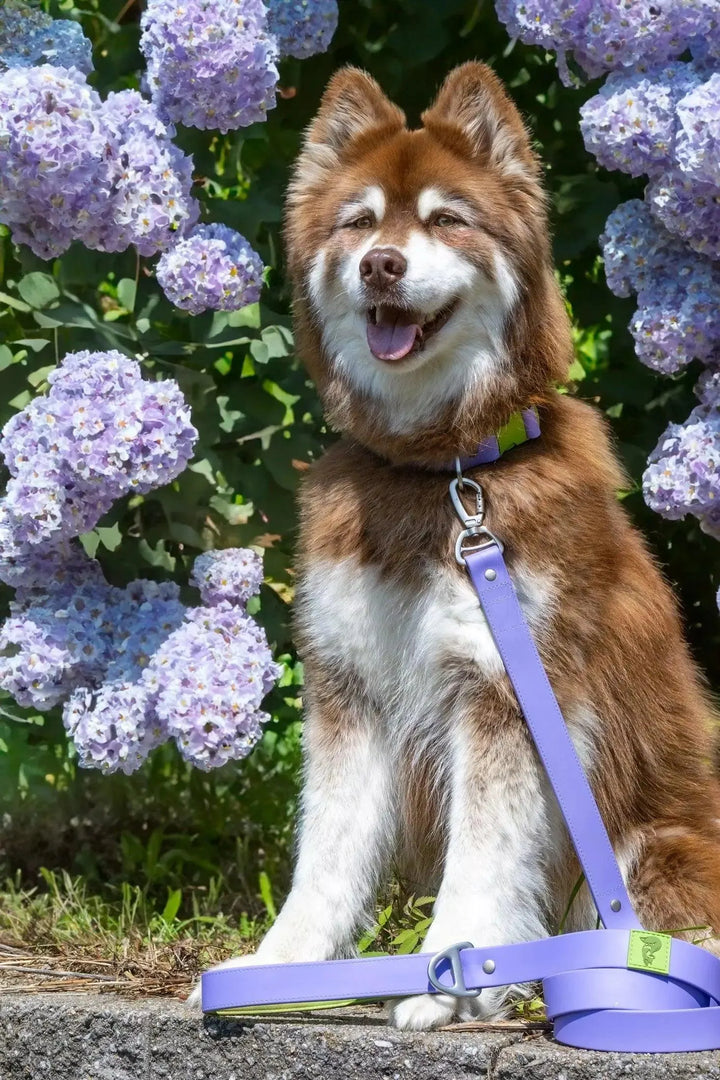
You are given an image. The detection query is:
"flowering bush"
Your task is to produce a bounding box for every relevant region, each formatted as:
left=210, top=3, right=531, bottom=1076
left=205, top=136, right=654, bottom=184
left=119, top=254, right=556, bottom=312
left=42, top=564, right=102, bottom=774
left=0, top=350, right=279, bottom=774
left=495, top=0, right=720, bottom=606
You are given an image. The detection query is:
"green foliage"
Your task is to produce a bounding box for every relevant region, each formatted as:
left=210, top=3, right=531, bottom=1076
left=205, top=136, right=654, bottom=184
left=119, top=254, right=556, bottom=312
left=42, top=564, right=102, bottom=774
left=0, top=0, right=718, bottom=929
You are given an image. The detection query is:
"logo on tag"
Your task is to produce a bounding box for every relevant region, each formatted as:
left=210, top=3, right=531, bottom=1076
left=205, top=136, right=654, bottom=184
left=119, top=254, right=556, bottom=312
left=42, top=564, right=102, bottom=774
left=627, top=930, right=671, bottom=974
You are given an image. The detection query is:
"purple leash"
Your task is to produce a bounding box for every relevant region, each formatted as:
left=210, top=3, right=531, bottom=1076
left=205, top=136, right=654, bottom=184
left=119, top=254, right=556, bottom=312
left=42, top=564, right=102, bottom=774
left=201, top=471, right=720, bottom=1053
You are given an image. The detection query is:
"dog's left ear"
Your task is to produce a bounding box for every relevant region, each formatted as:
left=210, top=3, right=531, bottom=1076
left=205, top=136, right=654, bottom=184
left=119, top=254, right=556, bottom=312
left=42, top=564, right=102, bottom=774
left=422, top=62, right=539, bottom=181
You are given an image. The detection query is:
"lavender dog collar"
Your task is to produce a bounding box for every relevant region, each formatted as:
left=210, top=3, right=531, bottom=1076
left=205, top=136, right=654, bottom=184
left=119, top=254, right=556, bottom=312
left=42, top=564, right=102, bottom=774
left=456, top=406, right=541, bottom=469
left=200, top=473, right=720, bottom=1054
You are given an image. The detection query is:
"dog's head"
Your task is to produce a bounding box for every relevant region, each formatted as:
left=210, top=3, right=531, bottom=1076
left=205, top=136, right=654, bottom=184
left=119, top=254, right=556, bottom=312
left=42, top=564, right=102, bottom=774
left=286, top=63, right=572, bottom=457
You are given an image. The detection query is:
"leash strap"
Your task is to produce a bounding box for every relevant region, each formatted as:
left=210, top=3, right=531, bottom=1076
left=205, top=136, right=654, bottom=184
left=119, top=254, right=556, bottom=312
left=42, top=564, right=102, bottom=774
left=464, top=543, right=639, bottom=932
left=201, top=517, right=720, bottom=1053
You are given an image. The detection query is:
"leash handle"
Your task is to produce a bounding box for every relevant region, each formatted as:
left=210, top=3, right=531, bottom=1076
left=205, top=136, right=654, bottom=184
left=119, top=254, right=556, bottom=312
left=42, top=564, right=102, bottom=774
left=464, top=542, right=641, bottom=931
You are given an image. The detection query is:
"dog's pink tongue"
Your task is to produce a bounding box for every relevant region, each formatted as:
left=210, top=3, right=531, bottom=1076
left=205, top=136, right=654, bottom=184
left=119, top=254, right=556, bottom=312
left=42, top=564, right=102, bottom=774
left=367, top=310, right=421, bottom=361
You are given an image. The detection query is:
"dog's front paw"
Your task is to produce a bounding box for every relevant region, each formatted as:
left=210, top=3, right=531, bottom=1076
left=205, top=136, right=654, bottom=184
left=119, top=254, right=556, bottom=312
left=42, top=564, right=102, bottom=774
left=388, top=985, right=513, bottom=1031
left=185, top=952, right=266, bottom=1011
left=388, top=993, right=458, bottom=1031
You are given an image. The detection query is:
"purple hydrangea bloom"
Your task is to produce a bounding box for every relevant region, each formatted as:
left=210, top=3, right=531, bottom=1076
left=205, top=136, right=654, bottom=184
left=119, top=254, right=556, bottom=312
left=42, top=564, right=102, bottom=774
left=145, top=600, right=281, bottom=770
left=266, top=0, right=339, bottom=59
left=630, top=263, right=720, bottom=373
left=643, top=403, right=720, bottom=531
left=600, top=199, right=703, bottom=296
left=63, top=680, right=166, bottom=774
left=573, top=1, right=688, bottom=81
left=0, top=4, right=93, bottom=75
left=0, top=523, right=105, bottom=592
left=0, top=65, right=107, bottom=258
left=190, top=547, right=265, bottom=606
left=494, top=0, right=576, bottom=53
left=81, top=90, right=199, bottom=257
left=105, top=579, right=187, bottom=684
left=156, top=224, right=264, bottom=314
left=580, top=62, right=703, bottom=178
left=696, top=367, right=720, bottom=407
left=647, top=171, right=720, bottom=260
left=0, top=69, right=197, bottom=259
left=0, top=350, right=198, bottom=545
left=495, top=0, right=715, bottom=82
left=0, top=566, right=122, bottom=710
left=140, top=0, right=279, bottom=133
left=675, top=73, right=720, bottom=189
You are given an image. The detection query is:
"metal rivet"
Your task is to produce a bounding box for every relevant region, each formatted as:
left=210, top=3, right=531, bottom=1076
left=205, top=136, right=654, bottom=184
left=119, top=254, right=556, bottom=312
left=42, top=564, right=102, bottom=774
left=610, top=899, right=621, bottom=912
left=482, top=959, right=496, bottom=974
left=484, top=569, right=496, bottom=581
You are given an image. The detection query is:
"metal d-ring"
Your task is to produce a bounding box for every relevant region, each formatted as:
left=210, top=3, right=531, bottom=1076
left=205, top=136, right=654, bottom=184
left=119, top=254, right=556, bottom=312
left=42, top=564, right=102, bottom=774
left=427, top=941, right=481, bottom=998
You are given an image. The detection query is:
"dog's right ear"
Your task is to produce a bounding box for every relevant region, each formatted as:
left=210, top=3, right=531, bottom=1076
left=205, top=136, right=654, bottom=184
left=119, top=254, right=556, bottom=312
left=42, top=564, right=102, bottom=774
left=295, top=67, right=405, bottom=185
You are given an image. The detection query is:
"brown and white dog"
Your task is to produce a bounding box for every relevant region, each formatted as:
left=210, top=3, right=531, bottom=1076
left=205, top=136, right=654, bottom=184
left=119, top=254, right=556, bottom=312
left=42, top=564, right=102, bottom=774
left=197, top=62, right=720, bottom=1030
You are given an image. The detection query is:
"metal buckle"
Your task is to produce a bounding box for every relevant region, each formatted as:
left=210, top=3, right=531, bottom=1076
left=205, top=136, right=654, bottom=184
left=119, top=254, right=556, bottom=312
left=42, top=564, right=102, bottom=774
left=455, top=526, right=504, bottom=566
left=449, top=477, right=503, bottom=565
left=426, top=941, right=481, bottom=998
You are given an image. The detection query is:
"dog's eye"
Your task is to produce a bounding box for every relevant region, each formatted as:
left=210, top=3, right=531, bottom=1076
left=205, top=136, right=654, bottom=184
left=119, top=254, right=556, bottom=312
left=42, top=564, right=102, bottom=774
left=434, top=213, right=462, bottom=227
left=347, top=215, right=374, bottom=230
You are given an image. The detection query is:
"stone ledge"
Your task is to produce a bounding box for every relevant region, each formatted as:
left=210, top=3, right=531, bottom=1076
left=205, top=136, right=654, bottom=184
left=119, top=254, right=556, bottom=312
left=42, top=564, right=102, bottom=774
left=1, top=992, right=720, bottom=1080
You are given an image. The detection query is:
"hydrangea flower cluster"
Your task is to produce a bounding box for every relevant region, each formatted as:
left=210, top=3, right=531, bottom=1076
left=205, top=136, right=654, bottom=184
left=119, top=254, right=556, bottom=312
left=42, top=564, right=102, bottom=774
left=0, top=480, right=279, bottom=772
left=579, top=62, right=704, bottom=179
left=140, top=0, right=279, bottom=133
left=494, top=0, right=720, bottom=606
left=601, top=202, right=720, bottom=373
left=266, top=0, right=339, bottom=59
left=0, top=350, right=198, bottom=546
left=61, top=548, right=279, bottom=774
left=495, top=0, right=720, bottom=84
left=643, top=395, right=720, bottom=539
left=147, top=598, right=281, bottom=770
left=156, top=223, right=265, bottom=314
left=0, top=2, right=93, bottom=75
left=0, top=66, right=198, bottom=259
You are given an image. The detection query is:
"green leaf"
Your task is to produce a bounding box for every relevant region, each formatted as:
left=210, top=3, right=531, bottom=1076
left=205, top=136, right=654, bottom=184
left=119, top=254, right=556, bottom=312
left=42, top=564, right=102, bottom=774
left=17, top=272, right=60, bottom=309
left=0, top=346, right=14, bottom=372
left=27, top=364, right=56, bottom=389
left=259, top=870, right=277, bottom=921
left=78, top=531, right=101, bottom=559
left=250, top=340, right=269, bottom=365
left=188, top=457, right=216, bottom=484
left=396, top=933, right=420, bottom=955
left=95, top=523, right=123, bottom=552
left=117, top=277, right=137, bottom=312
left=0, top=289, right=31, bottom=313
left=12, top=338, right=50, bottom=353
left=162, top=888, right=183, bottom=924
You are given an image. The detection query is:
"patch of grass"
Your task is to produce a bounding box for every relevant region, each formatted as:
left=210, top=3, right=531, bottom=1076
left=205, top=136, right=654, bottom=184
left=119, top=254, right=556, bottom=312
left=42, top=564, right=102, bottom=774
left=0, top=868, right=269, bottom=998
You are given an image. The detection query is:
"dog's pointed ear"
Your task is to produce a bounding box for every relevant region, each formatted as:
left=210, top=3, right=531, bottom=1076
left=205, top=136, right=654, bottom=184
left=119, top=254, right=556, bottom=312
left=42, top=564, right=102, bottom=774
left=422, top=62, right=539, bottom=181
left=294, top=67, right=405, bottom=186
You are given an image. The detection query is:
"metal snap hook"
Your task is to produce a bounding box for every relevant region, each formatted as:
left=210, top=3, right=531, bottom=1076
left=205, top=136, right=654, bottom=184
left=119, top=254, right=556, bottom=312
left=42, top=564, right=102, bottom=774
left=449, top=476, right=485, bottom=530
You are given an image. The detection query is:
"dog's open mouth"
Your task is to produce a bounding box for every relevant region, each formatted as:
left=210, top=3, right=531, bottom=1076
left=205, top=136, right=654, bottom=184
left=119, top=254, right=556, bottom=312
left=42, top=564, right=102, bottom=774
left=366, top=300, right=459, bottom=362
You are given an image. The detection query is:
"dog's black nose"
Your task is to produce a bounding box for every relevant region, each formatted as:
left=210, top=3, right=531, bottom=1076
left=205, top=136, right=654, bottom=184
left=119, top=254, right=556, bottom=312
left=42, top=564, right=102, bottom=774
left=360, top=247, right=407, bottom=288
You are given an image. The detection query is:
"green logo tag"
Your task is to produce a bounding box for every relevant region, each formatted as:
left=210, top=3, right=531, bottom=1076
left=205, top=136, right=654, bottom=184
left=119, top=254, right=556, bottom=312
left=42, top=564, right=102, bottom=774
left=627, top=930, right=672, bottom=974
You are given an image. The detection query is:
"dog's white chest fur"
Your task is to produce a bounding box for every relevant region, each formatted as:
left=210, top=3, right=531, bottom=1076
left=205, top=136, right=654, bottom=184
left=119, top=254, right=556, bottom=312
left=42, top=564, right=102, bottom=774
left=299, top=556, right=555, bottom=719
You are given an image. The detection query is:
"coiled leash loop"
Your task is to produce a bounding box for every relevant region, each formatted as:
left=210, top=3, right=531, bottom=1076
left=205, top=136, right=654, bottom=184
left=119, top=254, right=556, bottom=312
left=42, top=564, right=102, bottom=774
left=201, top=475, right=720, bottom=1053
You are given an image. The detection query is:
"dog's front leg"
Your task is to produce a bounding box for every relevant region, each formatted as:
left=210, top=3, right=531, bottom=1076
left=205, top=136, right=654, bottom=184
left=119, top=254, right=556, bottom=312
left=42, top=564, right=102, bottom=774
left=389, top=708, right=558, bottom=1031
left=189, top=698, right=395, bottom=1005
left=259, top=705, right=396, bottom=962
